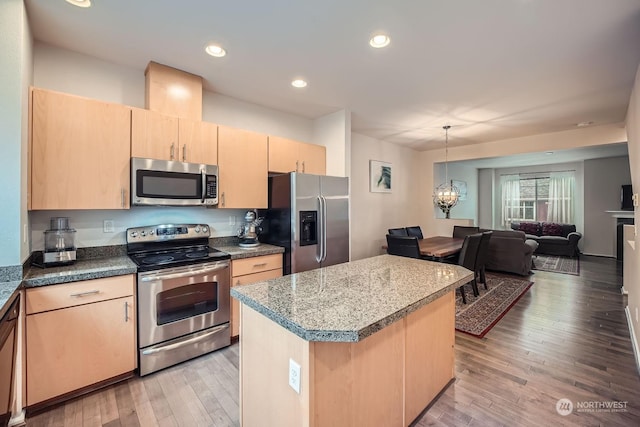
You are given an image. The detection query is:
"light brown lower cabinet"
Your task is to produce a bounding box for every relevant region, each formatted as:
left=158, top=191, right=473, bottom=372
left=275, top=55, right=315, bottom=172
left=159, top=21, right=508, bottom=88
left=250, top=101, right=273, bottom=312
left=26, top=275, right=136, bottom=407
left=230, top=254, right=283, bottom=337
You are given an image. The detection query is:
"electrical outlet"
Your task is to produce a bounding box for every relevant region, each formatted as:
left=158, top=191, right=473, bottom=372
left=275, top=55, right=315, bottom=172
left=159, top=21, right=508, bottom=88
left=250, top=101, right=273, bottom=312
left=103, top=220, right=115, bottom=233
left=289, top=358, right=301, bottom=394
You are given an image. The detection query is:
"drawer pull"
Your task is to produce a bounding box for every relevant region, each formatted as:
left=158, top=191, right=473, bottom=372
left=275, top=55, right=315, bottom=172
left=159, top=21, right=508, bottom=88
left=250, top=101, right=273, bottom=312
left=253, top=263, right=268, bottom=267
left=70, top=290, right=100, bottom=298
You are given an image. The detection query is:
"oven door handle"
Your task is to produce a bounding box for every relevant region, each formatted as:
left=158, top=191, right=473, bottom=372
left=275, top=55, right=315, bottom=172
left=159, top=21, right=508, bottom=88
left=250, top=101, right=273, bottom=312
left=141, top=323, right=229, bottom=355
left=140, top=263, right=229, bottom=282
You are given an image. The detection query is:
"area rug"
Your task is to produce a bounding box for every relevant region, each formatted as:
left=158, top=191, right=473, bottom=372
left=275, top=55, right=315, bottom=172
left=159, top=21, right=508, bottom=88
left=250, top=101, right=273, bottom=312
left=532, top=254, right=580, bottom=275
left=455, top=274, right=533, bottom=338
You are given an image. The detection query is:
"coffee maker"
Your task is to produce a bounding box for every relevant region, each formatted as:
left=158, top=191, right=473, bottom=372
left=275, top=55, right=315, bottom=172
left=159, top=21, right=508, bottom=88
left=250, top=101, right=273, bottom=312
left=238, top=210, right=263, bottom=248
left=42, top=217, right=77, bottom=266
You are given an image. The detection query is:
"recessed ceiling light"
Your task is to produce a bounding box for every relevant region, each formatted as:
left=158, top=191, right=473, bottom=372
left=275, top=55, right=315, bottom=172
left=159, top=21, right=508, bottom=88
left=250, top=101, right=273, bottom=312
left=576, top=121, right=594, bottom=127
left=369, top=34, right=390, bottom=48
left=205, top=44, right=226, bottom=58
left=291, top=79, right=307, bottom=88
left=65, top=0, right=91, bottom=7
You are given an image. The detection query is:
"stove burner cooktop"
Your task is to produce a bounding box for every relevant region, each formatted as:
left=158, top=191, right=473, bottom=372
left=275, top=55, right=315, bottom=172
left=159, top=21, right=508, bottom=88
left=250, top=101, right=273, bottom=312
left=126, top=223, right=231, bottom=271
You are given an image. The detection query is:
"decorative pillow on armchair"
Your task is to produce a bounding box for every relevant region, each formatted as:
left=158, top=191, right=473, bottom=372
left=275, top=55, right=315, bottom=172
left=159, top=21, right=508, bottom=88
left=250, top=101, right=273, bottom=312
left=542, top=222, right=563, bottom=236
left=519, top=222, right=541, bottom=236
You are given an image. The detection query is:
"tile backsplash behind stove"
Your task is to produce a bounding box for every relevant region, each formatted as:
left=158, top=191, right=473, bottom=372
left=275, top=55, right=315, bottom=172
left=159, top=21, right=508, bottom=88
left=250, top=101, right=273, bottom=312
left=29, top=207, right=249, bottom=251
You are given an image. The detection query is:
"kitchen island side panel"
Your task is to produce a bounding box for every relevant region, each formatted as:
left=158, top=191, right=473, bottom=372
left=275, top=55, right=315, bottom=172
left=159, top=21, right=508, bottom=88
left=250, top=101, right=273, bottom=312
left=239, top=291, right=455, bottom=426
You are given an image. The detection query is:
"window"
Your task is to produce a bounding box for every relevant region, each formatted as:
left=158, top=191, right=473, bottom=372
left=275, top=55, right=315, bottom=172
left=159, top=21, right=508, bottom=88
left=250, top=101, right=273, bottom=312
left=501, top=172, right=575, bottom=227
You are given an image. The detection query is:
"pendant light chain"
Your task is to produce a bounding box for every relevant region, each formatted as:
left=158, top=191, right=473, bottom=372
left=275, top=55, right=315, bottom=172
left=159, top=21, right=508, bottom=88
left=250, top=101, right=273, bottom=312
left=444, top=125, right=450, bottom=185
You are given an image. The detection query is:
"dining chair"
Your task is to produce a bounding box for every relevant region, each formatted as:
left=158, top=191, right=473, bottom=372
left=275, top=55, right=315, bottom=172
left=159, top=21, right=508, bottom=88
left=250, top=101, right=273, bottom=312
left=405, top=226, right=424, bottom=239
left=452, top=225, right=480, bottom=239
left=475, top=231, right=493, bottom=289
left=385, top=235, right=421, bottom=259
left=457, top=233, right=483, bottom=304
left=388, top=228, right=409, bottom=236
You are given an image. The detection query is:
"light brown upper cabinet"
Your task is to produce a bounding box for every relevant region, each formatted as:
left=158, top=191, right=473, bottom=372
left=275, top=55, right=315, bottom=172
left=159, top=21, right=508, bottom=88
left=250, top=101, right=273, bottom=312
left=218, top=125, right=268, bottom=208
left=30, top=88, right=131, bottom=210
left=268, top=136, right=326, bottom=175
left=131, top=108, right=217, bottom=164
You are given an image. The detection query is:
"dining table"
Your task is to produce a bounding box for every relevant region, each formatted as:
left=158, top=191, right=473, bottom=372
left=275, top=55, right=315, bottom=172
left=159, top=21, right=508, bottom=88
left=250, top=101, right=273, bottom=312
left=417, top=236, right=464, bottom=260
left=383, top=236, right=464, bottom=261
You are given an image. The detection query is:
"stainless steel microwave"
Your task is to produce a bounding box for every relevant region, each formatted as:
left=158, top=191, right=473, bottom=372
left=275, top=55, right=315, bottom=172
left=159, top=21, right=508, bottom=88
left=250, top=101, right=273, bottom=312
left=131, top=158, right=218, bottom=206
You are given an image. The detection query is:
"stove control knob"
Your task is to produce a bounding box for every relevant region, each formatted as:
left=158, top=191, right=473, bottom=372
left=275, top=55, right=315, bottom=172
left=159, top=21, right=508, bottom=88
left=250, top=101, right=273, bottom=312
left=130, top=231, right=138, bottom=238
left=202, top=226, right=209, bottom=233
left=140, top=230, right=147, bottom=237
left=149, top=230, right=155, bottom=235
left=194, top=226, right=201, bottom=233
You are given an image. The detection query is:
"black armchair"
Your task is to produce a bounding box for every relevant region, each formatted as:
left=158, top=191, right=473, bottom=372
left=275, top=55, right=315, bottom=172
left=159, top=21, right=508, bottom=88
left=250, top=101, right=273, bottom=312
left=405, top=226, right=424, bottom=239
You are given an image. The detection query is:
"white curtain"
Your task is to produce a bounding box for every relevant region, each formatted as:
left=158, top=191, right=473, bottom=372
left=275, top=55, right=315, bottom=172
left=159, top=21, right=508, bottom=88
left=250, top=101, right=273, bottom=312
left=501, top=174, right=521, bottom=228
left=547, top=172, right=575, bottom=223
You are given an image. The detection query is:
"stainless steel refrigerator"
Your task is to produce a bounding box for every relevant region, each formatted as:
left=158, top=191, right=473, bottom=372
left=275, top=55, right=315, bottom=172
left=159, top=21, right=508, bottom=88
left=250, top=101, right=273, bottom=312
left=259, top=173, right=349, bottom=275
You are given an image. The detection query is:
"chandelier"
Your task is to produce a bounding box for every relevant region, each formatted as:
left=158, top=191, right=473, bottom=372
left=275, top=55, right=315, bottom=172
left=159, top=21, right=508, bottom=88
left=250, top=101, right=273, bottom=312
left=433, top=125, right=459, bottom=219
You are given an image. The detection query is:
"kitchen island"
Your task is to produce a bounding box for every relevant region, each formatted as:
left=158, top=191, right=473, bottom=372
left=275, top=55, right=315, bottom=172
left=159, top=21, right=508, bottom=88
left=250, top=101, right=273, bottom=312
left=231, top=254, right=473, bottom=426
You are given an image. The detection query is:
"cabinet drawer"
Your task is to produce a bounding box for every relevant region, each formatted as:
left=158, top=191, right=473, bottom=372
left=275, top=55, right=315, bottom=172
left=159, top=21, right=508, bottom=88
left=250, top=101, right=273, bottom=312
left=233, top=268, right=282, bottom=286
left=26, top=275, right=135, bottom=315
left=231, top=254, right=282, bottom=277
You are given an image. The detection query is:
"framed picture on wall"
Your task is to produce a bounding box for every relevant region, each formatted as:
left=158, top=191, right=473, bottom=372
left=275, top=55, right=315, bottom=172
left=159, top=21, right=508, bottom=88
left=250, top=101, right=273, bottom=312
left=370, top=160, right=392, bottom=193
left=452, top=179, right=467, bottom=201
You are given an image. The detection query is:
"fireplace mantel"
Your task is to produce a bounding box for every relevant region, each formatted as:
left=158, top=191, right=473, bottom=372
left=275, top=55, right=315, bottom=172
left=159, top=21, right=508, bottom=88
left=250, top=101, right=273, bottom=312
left=606, top=210, right=635, bottom=219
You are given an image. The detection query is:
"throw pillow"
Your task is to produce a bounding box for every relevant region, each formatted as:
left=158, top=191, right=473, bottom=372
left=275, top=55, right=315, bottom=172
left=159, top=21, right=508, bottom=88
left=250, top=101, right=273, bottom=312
left=519, top=222, right=541, bottom=236
left=542, top=222, right=563, bottom=236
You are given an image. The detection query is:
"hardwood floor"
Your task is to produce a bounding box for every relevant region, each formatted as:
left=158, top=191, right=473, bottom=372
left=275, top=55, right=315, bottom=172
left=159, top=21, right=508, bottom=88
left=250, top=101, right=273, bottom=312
left=25, top=256, right=640, bottom=427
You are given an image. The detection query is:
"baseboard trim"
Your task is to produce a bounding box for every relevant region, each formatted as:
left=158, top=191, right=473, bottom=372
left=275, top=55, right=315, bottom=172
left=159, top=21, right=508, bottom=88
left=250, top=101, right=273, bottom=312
left=624, top=306, right=640, bottom=376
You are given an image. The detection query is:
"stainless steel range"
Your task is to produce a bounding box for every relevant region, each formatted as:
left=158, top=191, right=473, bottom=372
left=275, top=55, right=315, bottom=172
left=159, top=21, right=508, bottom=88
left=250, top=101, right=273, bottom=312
left=127, top=223, right=231, bottom=376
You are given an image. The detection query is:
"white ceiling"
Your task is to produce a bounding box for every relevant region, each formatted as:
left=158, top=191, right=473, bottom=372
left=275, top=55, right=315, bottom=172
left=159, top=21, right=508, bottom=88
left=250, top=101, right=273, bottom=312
left=24, top=0, right=640, bottom=151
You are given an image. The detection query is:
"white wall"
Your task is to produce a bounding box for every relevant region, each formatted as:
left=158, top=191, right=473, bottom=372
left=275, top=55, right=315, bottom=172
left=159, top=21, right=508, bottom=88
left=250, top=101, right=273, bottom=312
left=350, top=133, right=419, bottom=261
left=583, top=156, right=631, bottom=257
left=624, top=62, right=640, bottom=362
left=0, top=0, right=31, bottom=266
left=30, top=43, right=351, bottom=249
left=477, top=169, right=494, bottom=229
left=313, top=110, right=351, bottom=177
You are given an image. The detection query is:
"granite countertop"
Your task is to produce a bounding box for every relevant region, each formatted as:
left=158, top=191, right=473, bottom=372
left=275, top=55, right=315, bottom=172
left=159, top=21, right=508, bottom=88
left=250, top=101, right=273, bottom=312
left=214, top=243, right=284, bottom=260
left=231, top=254, right=473, bottom=343
left=23, top=256, right=137, bottom=287
left=0, top=281, right=21, bottom=320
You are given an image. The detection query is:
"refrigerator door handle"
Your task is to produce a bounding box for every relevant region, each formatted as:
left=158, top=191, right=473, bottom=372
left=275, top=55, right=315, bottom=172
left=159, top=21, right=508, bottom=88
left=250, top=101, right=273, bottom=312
left=321, top=195, right=328, bottom=262
left=316, top=195, right=323, bottom=263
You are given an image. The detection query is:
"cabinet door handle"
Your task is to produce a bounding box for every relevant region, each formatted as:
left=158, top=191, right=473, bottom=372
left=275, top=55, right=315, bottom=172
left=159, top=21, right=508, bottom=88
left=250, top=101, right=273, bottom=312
left=295, top=160, right=299, bottom=172
left=121, top=188, right=125, bottom=208
left=124, top=301, right=129, bottom=322
left=70, top=290, right=100, bottom=297
left=302, top=161, right=305, bottom=173
left=170, top=143, right=175, bottom=160
left=182, top=144, right=187, bottom=162
left=236, top=280, right=241, bottom=286
left=221, top=192, right=225, bottom=207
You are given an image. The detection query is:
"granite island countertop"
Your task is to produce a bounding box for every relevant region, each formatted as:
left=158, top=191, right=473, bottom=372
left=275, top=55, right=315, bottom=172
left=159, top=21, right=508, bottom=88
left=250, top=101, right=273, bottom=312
left=0, top=281, right=21, bottom=319
left=231, top=254, right=473, bottom=342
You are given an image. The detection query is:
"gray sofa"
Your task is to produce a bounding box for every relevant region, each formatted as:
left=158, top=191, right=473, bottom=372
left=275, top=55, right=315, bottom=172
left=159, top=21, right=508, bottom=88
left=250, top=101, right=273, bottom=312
left=480, top=229, right=538, bottom=276
left=510, top=221, right=581, bottom=257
